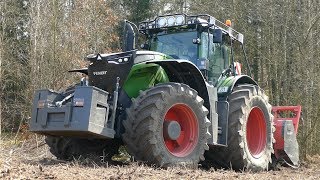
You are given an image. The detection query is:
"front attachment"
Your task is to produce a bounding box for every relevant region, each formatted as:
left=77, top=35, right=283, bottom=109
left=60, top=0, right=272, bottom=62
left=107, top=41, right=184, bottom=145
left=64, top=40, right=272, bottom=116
left=30, top=86, right=115, bottom=138
left=272, top=106, right=302, bottom=167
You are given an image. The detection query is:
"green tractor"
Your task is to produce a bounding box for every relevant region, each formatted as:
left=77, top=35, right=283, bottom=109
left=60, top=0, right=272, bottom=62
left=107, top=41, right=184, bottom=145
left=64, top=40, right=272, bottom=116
left=30, top=14, right=301, bottom=171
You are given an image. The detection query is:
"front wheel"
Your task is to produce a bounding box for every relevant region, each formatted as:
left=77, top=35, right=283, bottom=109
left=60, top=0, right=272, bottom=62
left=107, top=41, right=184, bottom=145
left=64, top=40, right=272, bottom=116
left=205, top=84, right=274, bottom=171
left=122, top=83, right=211, bottom=168
left=45, top=136, right=120, bottom=161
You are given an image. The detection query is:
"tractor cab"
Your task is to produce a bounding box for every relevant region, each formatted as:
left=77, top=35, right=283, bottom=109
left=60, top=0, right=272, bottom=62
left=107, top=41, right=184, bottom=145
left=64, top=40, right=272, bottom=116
left=139, top=14, right=246, bottom=84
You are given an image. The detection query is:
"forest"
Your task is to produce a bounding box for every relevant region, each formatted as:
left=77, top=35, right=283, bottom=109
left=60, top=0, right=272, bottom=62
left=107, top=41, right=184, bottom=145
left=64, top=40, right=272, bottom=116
left=1, top=0, right=320, bottom=160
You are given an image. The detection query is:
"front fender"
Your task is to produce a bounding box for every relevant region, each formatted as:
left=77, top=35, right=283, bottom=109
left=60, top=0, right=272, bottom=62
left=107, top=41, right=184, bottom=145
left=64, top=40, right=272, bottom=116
left=146, top=59, right=210, bottom=109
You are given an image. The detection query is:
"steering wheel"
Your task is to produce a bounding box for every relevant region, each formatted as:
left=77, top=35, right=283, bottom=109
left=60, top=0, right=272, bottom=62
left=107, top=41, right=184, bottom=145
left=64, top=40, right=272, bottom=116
left=169, top=54, right=180, bottom=59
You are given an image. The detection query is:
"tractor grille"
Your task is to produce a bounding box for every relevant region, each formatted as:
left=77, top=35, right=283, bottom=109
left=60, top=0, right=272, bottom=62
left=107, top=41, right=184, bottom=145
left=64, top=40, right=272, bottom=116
left=87, top=51, right=135, bottom=93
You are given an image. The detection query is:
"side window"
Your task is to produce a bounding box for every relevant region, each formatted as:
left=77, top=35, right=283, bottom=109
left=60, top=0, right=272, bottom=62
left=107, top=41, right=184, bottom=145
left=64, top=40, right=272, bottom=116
left=207, top=34, right=232, bottom=83
left=199, top=32, right=214, bottom=60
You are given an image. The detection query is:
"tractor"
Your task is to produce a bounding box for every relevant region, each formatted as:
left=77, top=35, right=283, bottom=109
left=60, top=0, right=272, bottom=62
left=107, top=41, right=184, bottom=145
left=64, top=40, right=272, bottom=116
left=30, top=14, right=301, bottom=171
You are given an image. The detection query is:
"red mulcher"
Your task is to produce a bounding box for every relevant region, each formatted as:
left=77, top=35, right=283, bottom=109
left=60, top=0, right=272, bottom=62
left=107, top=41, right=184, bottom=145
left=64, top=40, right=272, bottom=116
left=272, top=106, right=302, bottom=167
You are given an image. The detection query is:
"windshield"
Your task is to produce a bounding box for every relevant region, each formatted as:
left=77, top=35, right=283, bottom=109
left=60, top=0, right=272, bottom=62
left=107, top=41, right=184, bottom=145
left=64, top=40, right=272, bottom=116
left=150, top=31, right=198, bottom=64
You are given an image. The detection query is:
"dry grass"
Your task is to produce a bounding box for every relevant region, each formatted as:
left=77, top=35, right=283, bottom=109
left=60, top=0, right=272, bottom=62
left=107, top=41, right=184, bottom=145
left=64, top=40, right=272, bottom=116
left=1, top=134, right=320, bottom=180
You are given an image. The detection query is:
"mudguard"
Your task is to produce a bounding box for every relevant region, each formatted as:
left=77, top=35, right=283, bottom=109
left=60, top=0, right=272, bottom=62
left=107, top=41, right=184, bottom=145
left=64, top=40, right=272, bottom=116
left=216, top=75, right=257, bottom=98
left=146, top=59, right=211, bottom=109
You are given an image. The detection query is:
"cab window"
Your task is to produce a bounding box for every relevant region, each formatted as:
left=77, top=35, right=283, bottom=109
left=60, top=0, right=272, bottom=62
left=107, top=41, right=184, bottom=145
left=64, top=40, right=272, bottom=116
left=201, top=32, right=232, bottom=83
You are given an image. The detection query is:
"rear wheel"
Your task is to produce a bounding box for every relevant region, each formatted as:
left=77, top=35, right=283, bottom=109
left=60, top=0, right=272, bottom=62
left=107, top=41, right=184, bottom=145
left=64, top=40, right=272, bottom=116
left=122, top=83, right=210, bottom=167
left=205, top=84, right=274, bottom=171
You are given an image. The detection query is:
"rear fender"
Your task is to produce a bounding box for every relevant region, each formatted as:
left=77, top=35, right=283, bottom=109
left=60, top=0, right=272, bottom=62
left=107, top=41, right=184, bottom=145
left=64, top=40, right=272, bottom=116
left=216, top=75, right=257, bottom=99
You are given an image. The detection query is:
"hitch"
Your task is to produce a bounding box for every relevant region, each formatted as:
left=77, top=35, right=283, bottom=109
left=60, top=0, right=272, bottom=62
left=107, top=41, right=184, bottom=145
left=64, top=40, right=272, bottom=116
left=55, top=93, right=74, bottom=107
left=109, top=77, right=120, bottom=129
left=272, top=105, right=302, bottom=168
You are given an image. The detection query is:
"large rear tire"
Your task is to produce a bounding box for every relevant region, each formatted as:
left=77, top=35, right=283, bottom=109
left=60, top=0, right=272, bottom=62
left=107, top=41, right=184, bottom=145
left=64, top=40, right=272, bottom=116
left=45, top=136, right=120, bottom=161
left=205, top=84, right=274, bottom=171
left=122, top=83, right=210, bottom=168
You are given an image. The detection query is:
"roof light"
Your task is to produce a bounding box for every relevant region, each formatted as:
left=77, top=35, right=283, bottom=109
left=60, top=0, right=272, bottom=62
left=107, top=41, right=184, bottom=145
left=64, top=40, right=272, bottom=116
left=167, top=16, right=175, bottom=26
left=225, top=19, right=232, bottom=27
left=176, top=15, right=185, bottom=25
left=157, top=17, right=167, bottom=27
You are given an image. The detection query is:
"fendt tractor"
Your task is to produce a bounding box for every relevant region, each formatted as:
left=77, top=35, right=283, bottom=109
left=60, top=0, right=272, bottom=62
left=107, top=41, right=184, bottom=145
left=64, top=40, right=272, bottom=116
left=30, top=14, right=302, bottom=171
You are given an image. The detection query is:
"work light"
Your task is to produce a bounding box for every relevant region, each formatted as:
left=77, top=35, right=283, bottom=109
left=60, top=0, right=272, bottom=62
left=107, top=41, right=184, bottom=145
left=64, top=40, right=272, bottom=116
left=157, top=17, right=167, bottom=27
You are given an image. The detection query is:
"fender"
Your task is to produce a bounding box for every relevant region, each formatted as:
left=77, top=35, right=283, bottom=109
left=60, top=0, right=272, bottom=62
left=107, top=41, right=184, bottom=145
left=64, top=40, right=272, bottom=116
left=216, top=75, right=258, bottom=98
left=146, top=59, right=210, bottom=109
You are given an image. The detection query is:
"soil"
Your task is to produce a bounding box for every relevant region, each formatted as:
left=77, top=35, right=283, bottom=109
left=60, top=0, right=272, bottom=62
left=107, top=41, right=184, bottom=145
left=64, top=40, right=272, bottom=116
left=1, top=134, right=320, bottom=180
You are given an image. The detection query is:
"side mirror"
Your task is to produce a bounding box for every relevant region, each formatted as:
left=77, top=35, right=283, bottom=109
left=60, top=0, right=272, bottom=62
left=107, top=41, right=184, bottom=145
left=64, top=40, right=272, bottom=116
left=123, top=21, right=136, bottom=52
left=212, top=29, right=222, bottom=43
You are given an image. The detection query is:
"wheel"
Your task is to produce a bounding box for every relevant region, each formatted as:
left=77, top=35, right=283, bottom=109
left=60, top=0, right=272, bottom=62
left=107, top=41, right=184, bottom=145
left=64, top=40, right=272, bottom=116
left=122, top=83, right=210, bottom=168
left=45, top=136, right=120, bottom=161
left=205, top=84, right=274, bottom=171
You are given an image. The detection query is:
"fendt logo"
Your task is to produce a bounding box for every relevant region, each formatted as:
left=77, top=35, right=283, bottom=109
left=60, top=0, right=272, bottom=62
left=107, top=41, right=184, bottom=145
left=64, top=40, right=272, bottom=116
left=93, top=71, right=108, bottom=75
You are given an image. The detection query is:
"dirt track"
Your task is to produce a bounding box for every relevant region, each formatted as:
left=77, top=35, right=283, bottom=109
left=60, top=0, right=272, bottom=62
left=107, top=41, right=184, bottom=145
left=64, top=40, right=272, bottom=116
left=1, top=135, right=320, bottom=180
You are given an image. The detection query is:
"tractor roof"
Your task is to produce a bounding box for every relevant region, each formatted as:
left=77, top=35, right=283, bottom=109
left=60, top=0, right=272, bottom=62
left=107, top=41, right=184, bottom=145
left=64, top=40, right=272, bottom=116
left=139, top=14, right=244, bottom=44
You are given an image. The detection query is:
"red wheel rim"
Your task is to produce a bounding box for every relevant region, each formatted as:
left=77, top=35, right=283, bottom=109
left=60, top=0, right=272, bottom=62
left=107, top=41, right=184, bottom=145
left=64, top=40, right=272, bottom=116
left=246, top=107, right=267, bottom=158
left=163, top=104, right=199, bottom=157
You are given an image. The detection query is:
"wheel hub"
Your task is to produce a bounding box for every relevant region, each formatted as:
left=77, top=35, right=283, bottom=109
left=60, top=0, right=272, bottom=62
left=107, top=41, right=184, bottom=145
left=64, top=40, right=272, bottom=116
left=164, top=120, right=181, bottom=140
left=163, top=104, right=199, bottom=157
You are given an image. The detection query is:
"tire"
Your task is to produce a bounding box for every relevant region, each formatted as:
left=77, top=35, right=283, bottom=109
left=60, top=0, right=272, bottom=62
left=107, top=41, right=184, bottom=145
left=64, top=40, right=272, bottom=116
left=45, top=136, right=120, bottom=161
left=122, top=83, right=211, bottom=168
left=205, top=84, right=274, bottom=171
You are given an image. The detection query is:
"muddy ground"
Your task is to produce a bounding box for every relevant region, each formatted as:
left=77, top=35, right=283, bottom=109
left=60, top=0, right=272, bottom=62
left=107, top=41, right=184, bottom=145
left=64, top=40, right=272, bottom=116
left=1, top=134, right=320, bottom=180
